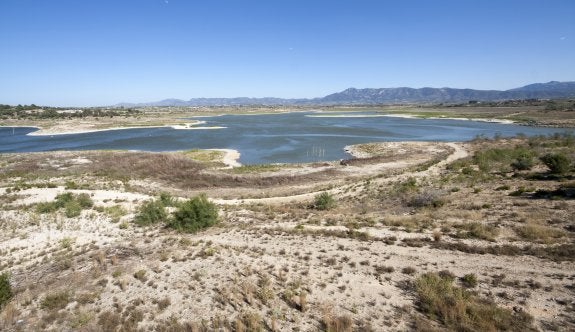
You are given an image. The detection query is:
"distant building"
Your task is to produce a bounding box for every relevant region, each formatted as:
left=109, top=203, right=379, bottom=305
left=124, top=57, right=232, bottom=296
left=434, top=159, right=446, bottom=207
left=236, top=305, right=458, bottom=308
left=56, top=109, right=82, bottom=114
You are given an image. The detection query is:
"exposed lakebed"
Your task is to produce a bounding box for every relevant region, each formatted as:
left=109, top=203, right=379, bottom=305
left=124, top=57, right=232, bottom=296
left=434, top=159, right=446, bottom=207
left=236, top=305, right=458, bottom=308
left=0, top=111, right=572, bottom=164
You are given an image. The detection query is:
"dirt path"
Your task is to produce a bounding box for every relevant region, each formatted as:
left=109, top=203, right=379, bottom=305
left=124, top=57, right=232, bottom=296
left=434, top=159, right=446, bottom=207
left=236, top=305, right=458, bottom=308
left=212, top=142, right=468, bottom=205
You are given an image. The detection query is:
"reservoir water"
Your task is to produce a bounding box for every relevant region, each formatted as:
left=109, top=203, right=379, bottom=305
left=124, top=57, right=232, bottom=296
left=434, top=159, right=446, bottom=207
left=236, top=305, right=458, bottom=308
left=0, top=111, right=572, bottom=164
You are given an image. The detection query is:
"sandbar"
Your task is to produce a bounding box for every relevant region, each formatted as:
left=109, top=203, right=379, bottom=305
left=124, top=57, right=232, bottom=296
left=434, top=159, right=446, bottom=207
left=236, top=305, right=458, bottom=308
left=209, top=148, right=241, bottom=168
left=381, top=114, right=515, bottom=124
left=22, top=121, right=225, bottom=136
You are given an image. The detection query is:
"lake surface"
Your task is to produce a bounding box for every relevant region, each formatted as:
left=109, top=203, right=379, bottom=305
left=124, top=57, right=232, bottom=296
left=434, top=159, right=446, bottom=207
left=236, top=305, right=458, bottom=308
left=0, top=111, right=572, bottom=164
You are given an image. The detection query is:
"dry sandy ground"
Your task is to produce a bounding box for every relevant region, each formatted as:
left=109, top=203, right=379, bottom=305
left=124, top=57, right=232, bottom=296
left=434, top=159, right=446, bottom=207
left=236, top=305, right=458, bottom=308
left=1, top=141, right=574, bottom=331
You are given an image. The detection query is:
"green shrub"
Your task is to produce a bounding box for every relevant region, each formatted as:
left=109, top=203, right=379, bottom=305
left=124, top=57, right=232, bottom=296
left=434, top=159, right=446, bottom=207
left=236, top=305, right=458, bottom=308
left=76, top=193, right=94, bottom=208
left=313, top=192, right=336, bottom=210
left=65, top=200, right=82, bottom=218
left=55, top=192, right=75, bottom=207
left=0, top=272, right=12, bottom=309
left=36, top=192, right=94, bottom=218
left=41, top=291, right=70, bottom=310
left=134, top=200, right=167, bottom=226
left=540, top=153, right=571, bottom=174
left=394, top=177, right=418, bottom=193
left=104, top=205, right=127, bottom=223
left=36, top=201, right=58, bottom=213
left=133, top=269, right=147, bottom=282
left=511, top=153, right=535, bottom=171
left=168, top=194, right=218, bottom=233
left=159, top=192, right=176, bottom=207
left=36, top=192, right=93, bottom=216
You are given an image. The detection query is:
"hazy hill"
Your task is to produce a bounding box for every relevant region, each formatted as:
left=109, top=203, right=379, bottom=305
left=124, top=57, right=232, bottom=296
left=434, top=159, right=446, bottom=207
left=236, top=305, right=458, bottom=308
left=117, top=81, right=575, bottom=107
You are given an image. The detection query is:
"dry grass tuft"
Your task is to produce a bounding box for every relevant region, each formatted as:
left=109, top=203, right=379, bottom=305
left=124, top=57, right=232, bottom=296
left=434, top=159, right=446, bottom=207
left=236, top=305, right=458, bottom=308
left=515, top=223, right=565, bottom=244
left=415, top=272, right=536, bottom=331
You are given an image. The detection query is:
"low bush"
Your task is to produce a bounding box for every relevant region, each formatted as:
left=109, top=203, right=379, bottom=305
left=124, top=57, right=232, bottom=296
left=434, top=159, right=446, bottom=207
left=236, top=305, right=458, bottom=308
left=474, top=146, right=537, bottom=173
left=393, top=177, right=418, bottom=194
left=511, top=152, right=535, bottom=171
left=55, top=192, right=74, bottom=206
left=408, top=190, right=445, bottom=208
left=159, top=192, right=176, bottom=207
left=454, top=222, right=499, bottom=242
left=0, top=272, right=12, bottom=309
left=76, top=193, right=94, bottom=208
left=540, top=153, right=571, bottom=174
left=313, top=191, right=336, bottom=210
left=41, top=291, right=70, bottom=310
left=168, top=194, right=218, bottom=233
left=36, top=201, right=58, bottom=213
left=134, top=200, right=167, bottom=226
left=64, top=200, right=82, bottom=218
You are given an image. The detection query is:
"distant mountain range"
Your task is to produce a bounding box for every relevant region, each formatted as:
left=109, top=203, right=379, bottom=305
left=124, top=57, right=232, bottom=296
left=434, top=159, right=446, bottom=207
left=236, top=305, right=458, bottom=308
left=117, top=81, right=575, bottom=107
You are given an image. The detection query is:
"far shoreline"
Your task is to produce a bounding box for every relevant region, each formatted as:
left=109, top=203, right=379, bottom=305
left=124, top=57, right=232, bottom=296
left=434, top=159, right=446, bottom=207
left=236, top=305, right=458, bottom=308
left=0, top=121, right=228, bottom=137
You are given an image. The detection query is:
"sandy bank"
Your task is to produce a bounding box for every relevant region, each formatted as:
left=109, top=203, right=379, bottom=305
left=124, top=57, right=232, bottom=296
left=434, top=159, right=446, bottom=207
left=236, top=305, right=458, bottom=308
left=382, top=114, right=515, bottom=124
left=305, top=114, right=389, bottom=118
left=209, top=148, right=241, bottom=168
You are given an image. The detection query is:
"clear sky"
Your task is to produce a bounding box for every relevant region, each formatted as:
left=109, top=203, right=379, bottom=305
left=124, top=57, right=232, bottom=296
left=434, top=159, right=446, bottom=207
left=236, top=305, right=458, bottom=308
left=1, top=0, right=574, bottom=106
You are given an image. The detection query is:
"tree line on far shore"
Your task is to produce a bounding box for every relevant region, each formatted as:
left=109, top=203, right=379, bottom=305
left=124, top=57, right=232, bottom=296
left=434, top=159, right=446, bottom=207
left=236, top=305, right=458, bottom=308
left=0, top=104, right=140, bottom=120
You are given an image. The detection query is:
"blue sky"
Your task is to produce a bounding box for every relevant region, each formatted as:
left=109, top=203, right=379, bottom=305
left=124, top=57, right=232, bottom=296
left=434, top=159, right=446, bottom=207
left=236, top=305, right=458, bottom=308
left=1, top=0, right=574, bottom=106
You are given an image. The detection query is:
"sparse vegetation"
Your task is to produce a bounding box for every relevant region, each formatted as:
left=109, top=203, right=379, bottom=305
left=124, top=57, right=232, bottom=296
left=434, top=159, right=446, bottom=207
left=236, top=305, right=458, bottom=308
left=322, top=312, right=353, bottom=332
left=35, top=192, right=93, bottom=216
left=230, top=163, right=282, bottom=174
left=103, top=205, right=127, bottom=223
left=1, top=132, right=574, bottom=330
left=415, top=272, right=535, bottom=331
left=454, top=222, right=499, bottom=242
left=515, top=224, right=565, bottom=243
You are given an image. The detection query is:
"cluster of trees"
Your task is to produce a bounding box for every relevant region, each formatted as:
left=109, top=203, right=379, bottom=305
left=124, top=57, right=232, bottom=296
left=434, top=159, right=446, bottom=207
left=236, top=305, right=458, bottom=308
left=437, top=99, right=575, bottom=110
left=0, top=104, right=141, bottom=120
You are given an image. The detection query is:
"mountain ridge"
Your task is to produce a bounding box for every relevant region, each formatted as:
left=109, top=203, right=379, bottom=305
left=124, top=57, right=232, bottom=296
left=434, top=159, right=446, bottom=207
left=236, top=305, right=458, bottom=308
left=116, top=81, right=575, bottom=107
